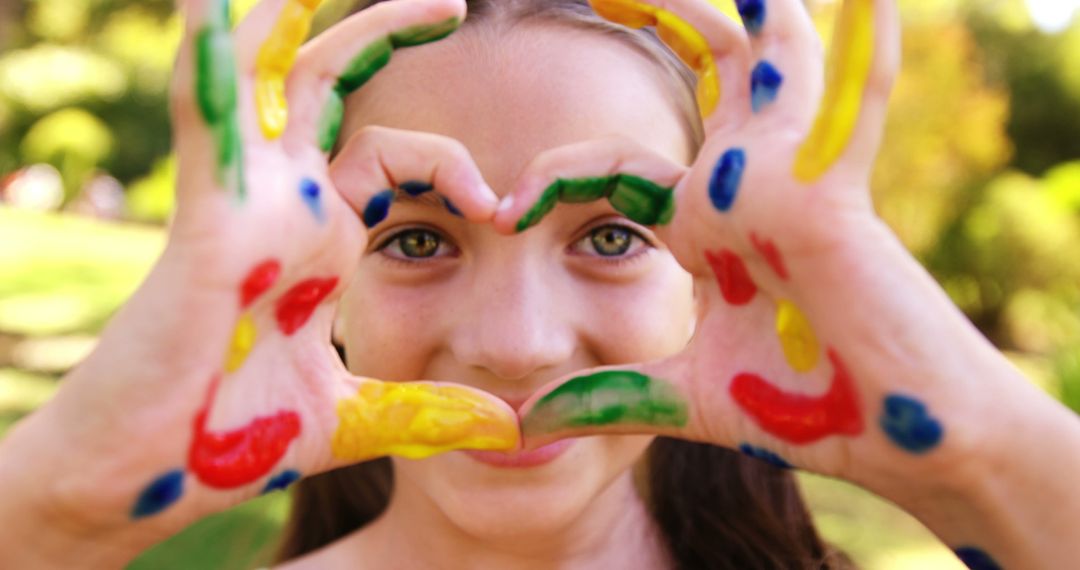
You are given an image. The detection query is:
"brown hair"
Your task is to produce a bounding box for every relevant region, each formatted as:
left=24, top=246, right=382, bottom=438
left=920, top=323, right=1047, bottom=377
left=278, top=1, right=852, bottom=568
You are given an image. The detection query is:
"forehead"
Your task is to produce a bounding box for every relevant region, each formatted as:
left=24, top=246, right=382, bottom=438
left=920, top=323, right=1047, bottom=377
left=337, top=23, right=692, bottom=192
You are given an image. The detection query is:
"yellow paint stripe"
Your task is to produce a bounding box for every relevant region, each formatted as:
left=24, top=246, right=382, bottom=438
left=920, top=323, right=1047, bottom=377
left=255, top=0, right=323, bottom=139
left=224, top=313, right=257, bottom=373
left=793, top=0, right=875, bottom=182
left=775, top=300, right=820, bottom=373
left=332, top=381, right=520, bottom=461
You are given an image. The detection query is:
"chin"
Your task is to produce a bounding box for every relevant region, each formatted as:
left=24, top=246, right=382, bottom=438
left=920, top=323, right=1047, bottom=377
left=390, top=435, right=654, bottom=540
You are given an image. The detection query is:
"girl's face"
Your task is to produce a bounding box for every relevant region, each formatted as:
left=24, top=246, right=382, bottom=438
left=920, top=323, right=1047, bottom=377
left=336, top=24, right=695, bottom=539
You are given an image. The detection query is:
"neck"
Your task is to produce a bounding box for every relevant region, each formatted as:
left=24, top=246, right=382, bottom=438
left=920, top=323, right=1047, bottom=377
left=338, top=469, right=669, bottom=569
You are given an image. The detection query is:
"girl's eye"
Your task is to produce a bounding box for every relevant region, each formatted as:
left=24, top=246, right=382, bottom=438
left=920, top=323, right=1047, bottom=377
left=573, top=224, right=649, bottom=258
left=379, top=228, right=457, bottom=260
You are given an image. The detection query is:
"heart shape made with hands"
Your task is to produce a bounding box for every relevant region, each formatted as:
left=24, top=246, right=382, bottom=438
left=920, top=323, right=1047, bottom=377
left=133, top=0, right=935, bottom=525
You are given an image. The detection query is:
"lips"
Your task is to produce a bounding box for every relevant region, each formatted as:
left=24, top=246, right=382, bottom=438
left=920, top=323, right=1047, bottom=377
left=462, top=439, right=575, bottom=469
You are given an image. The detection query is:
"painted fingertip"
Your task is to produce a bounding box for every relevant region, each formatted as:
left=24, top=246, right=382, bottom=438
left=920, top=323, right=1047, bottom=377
left=751, top=60, right=783, bottom=113
left=300, top=177, right=324, bottom=222
left=363, top=189, right=394, bottom=227
left=880, top=394, right=944, bottom=454
left=132, top=469, right=185, bottom=519
left=736, top=0, right=766, bottom=36
left=521, top=370, right=689, bottom=436
left=261, top=469, right=301, bottom=494
left=739, top=443, right=793, bottom=469
left=954, top=547, right=1002, bottom=570
left=399, top=180, right=433, bottom=196
left=708, top=148, right=746, bottom=212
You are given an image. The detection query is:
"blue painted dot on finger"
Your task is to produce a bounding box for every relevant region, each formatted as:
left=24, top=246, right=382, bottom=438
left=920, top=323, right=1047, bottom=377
left=708, top=148, right=746, bottom=213
left=399, top=180, right=434, bottom=196
left=442, top=196, right=463, bottom=217
left=880, top=394, right=944, bottom=454
left=262, top=469, right=301, bottom=494
left=300, top=177, right=324, bottom=222
left=739, top=443, right=793, bottom=469
left=736, top=0, right=766, bottom=36
left=132, top=469, right=185, bottom=519
left=363, top=189, right=395, bottom=228
left=751, top=61, right=784, bottom=113
left=955, top=547, right=1003, bottom=570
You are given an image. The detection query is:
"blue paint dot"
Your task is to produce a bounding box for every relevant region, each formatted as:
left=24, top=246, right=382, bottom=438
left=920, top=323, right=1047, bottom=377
left=132, top=469, right=185, bottom=519
left=262, top=469, right=301, bottom=494
left=736, top=0, right=766, bottom=36
left=708, top=148, right=746, bottom=212
left=399, top=180, right=434, bottom=196
left=880, top=394, right=944, bottom=454
left=751, top=60, right=784, bottom=113
left=955, top=547, right=1002, bottom=570
left=363, top=189, right=394, bottom=227
left=739, top=443, right=793, bottom=469
left=442, top=196, right=463, bottom=217
left=300, top=177, right=324, bottom=222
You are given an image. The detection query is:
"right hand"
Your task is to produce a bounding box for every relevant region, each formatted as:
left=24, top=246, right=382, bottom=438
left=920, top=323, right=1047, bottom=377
left=0, top=0, right=517, bottom=548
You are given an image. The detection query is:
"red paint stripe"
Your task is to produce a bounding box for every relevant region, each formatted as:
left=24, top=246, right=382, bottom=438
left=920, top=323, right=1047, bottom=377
left=749, top=233, right=789, bottom=280
left=274, top=277, right=338, bottom=335
left=189, top=378, right=302, bottom=489
left=729, top=350, right=863, bottom=444
left=240, top=259, right=282, bottom=308
left=705, top=249, right=758, bottom=306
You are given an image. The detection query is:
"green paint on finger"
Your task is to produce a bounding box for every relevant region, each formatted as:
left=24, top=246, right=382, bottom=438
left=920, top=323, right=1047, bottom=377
left=317, top=90, right=344, bottom=153
left=389, top=16, right=461, bottom=48
left=522, top=370, right=688, bottom=435
left=515, top=174, right=675, bottom=232
left=194, top=4, right=245, bottom=200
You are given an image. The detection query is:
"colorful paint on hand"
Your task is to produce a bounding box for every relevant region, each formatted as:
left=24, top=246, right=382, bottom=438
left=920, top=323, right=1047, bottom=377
left=332, top=381, right=519, bottom=460
left=729, top=349, right=864, bottom=444
left=300, top=177, right=324, bottom=222
left=131, top=469, right=185, bottom=519
left=317, top=17, right=461, bottom=152
left=589, top=0, right=720, bottom=117
left=879, top=394, right=944, bottom=454
left=739, top=443, right=793, bottom=469
left=793, top=0, right=875, bottom=182
left=194, top=0, right=244, bottom=197
left=521, top=370, right=688, bottom=436
left=750, top=60, right=783, bottom=113
left=749, top=232, right=789, bottom=280
left=255, top=0, right=323, bottom=139
left=224, top=313, right=257, bottom=373
left=399, top=180, right=434, bottom=196
left=516, top=174, right=675, bottom=233
left=262, top=469, right=301, bottom=494
left=775, top=300, right=819, bottom=372
left=241, top=259, right=282, bottom=308
left=189, top=378, right=302, bottom=489
left=274, top=276, right=338, bottom=335
left=708, top=148, right=746, bottom=213
left=954, top=547, right=1002, bottom=570
left=735, top=0, right=766, bottom=36
left=705, top=249, right=758, bottom=306
left=363, top=189, right=395, bottom=228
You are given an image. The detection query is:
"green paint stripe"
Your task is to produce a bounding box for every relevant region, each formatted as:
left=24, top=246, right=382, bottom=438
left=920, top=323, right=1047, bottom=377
left=194, top=15, right=244, bottom=199
left=515, top=174, right=675, bottom=232
left=317, top=90, right=344, bottom=153
left=522, top=370, right=688, bottom=435
left=389, top=16, right=461, bottom=48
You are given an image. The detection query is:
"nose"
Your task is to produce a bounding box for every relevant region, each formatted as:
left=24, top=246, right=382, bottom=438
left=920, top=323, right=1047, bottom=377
left=449, top=250, right=577, bottom=383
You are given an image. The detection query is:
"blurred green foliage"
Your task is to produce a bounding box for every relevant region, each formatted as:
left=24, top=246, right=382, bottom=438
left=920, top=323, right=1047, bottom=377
left=1, top=0, right=1078, bottom=568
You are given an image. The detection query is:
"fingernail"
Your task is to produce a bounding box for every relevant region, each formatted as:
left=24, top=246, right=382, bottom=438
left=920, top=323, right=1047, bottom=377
left=496, top=195, right=515, bottom=214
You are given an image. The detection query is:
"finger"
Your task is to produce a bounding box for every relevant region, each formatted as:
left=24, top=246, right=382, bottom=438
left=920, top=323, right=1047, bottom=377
left=285, top=0, right=465, bottom=153
left=735, top=0, right=824, bottom=123
left=174, top=0, right=246, bottom=200
left=329, top=126, right=498, bottom=228
left=330, top=377, right=520, bottom=462
left=494, top=137, right=687, bottom=234
left=589, top=0, right=753, bottom=131
left=792, top=0, right=882, bottom=183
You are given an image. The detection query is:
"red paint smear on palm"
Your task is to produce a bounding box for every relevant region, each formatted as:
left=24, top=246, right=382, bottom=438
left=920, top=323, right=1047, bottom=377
left=729, top=350, right=864, bottom=445
left=275, top=277, right=338, bottom=335
left=189, top=378, right=302, bottom=489
left=705, top=249, right=758, bottom=306
left=749, top=233, right=789, bottom=280
left=240, top=260, right=282, bottom=308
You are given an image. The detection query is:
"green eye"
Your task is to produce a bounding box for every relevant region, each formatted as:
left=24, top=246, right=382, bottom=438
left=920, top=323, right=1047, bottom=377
left=590, top=225, right=633, bottom=257
left=380, top=228, right=455, bottom=260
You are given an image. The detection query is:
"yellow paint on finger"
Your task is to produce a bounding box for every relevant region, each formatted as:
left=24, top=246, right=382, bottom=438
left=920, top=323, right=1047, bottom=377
left=776, top=300, right=820, bottom=373
left=255, top=0, right=323, bottom=139
left=590, top=0, right=721, bottom=118
left=793, top=0, right=875, bottom=182
left=332, top=382, right=520, bottom=461
left=224, top=314, right=257, bottom=373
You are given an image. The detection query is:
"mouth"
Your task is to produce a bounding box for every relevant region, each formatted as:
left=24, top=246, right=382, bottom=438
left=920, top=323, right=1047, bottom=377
left=462, top=439, right=575, bottom=469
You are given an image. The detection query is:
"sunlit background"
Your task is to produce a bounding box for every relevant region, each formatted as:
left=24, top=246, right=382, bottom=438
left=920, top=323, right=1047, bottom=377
left=1, top=0, right=1078, bottom=568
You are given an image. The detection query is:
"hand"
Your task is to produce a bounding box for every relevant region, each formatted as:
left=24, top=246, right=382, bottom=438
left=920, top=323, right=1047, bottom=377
left=1, top=0, right=517, bottom=550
